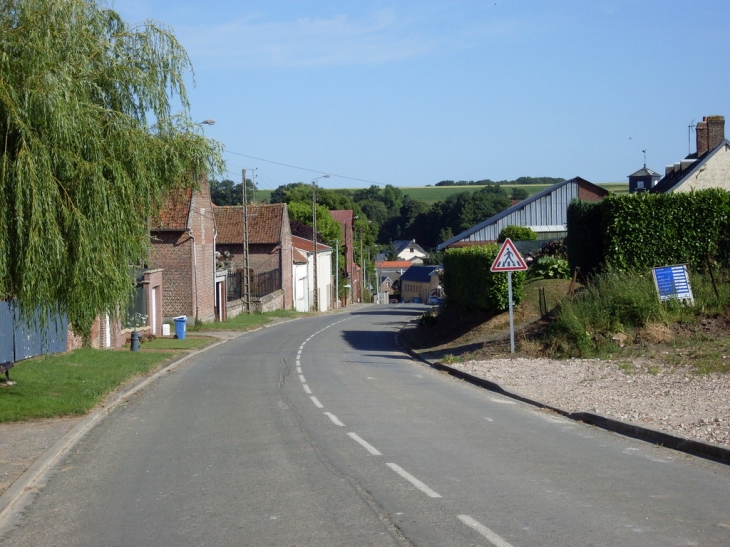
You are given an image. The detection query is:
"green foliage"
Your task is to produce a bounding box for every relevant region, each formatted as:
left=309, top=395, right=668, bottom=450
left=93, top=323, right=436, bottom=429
left=530, top=256, right=570, bottom=279
left=442, top=245, right=525, bottom=312
left=209, top=178, right=255, bottom=206
left=602, top=190, right=730, bottom=271
left=498, top=225, right=537, bottom=243
left=0, top=0, right=224, bottom=337
left=287, top=202, right=343, bottom=246
left=566, top=200, right=605, bottom=276
left=544, top=269, right=730, bottom=357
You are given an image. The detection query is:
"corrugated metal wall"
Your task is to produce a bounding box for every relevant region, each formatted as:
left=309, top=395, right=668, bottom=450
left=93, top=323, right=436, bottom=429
left=0, top=301, right=14, bottom=363
left=0, top=300, right=68, bottom=364
left=465, top=183, right=579, bottom=242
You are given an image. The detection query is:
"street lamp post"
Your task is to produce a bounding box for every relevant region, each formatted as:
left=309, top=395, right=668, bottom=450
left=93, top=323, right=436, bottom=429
left=311, top=174, right=329, bottom=311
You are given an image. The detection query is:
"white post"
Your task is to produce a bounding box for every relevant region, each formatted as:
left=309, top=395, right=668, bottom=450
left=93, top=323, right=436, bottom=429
left=508, top=272, right=515, bottom=354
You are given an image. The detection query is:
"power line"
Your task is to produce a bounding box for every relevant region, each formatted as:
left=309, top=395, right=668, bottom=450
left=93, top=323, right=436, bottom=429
left=224, top=148, right=388, bottom=187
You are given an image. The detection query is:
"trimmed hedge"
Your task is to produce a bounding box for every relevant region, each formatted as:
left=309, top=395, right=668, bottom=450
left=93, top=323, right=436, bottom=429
left=566, top=189, right=730, bottom=275
left=442, top=245, right=525, bottom=312
left=498, top=225, right=537, bottom=243
left=566, top=200, right=606, bottom=276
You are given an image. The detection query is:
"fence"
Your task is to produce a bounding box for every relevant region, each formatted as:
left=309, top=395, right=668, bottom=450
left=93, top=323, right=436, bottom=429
left=227, top=270, right=282, bottom=302
left=0, top=300, right=68, bottom=365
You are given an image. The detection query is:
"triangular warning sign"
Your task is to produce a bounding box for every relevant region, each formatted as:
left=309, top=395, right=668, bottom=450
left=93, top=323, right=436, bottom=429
left=490, top=238, right=528, bottom=272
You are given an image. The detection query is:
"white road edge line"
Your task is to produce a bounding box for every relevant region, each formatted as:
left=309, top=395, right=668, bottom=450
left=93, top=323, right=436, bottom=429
left=457, top=515, right=515, bottom=547
left=324, top=412, right=345, bottom=426
left=347, top=432, right=382, bottom=456
left=310, top=396, right=324, bottom=408
left=386, top=463, right=441, bottom=498
left=303, top=384, right=312, bottom=394
left=299, top=374, right=306, bottom=383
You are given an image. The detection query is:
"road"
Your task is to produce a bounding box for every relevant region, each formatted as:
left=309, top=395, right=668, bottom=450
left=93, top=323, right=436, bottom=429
left=2, top=305, right=730, bottom=546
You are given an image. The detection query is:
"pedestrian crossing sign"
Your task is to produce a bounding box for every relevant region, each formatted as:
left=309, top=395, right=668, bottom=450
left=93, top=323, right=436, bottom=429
left=490, top=238, right=528, bottom=272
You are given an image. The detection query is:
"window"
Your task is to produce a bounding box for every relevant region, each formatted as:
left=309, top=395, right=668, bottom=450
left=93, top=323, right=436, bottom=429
left=636, top=180, right=645, bottom=189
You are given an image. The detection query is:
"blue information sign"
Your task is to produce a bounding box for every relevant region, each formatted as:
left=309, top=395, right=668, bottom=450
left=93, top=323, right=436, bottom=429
left=652, top=264, right=693, bottom=303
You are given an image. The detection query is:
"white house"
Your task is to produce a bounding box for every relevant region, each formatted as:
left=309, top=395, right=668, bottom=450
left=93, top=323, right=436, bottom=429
left=292, top=235, right=333, bottom=312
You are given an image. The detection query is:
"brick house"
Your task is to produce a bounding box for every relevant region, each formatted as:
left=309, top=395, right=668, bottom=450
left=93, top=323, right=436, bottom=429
left=329, top=210, right=360, bottom=303
left=214, top=203, right=293, bottom=311
left=149, top=179, right=217, bottom=323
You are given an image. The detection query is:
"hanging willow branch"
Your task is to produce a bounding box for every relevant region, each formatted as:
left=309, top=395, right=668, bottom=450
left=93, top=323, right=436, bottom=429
left=0, top=0, right=224, bottom=337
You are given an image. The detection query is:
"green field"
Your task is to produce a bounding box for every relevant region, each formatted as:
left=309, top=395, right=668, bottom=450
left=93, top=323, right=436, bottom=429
left=255, top=183, right=628, bottom=205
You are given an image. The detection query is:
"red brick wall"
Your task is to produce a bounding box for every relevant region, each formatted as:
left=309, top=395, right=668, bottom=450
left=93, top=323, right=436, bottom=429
left=150, top=231, right=194, bottom=319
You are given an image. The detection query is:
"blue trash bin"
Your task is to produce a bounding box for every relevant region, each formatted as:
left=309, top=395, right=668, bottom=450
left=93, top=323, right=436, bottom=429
left=173, top=316, right=187, bottom=339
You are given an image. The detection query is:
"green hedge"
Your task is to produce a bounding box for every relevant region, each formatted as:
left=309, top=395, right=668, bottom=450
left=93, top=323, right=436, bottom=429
left=442, top=245, right=525, bottom=311
left=602, top=190, right=730, bottom=270
left=567, top=189, right=730, bottom=275
left=566, top=200, right=606, bottom=276
left=498, top=225, right=537, bottom=243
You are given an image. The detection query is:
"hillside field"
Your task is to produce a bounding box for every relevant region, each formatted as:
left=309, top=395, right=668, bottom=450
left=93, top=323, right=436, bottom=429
left=254, top=183, right=628, bottom=204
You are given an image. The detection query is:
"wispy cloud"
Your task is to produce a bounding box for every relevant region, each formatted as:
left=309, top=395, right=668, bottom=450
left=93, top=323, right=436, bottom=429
left=176, top=9, right=440, bottom=69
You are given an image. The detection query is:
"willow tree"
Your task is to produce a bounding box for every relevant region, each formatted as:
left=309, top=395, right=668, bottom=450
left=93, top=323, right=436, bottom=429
left=0, top=0, right=224, bottom=337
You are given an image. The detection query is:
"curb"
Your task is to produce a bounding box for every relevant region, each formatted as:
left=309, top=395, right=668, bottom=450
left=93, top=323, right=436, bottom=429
left=0, top=338, right=228, bottom=536
left=0, top=307, right=369, bottom=534
left=397, top=324, right=730, bottom=466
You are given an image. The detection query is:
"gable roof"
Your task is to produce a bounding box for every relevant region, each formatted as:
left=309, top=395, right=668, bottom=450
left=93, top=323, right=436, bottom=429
left=400, top=265, right=441, bottom=283
left=393, top=239, right=427, bottom=255
left=292, top=248, right=308, bottom=264
left=213, top=203, right=287, bottom=245
left=291, top=235, right=331, bottom=253
left=650, top=139, right=730, bottom=193
left=151, top=188, right=193, bottom=231
left=437, top=177, right=608, bottom=250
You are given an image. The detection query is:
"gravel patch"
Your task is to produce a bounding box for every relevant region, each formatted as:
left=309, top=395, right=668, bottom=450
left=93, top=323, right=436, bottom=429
left=447, top=358, right=730, bottom=447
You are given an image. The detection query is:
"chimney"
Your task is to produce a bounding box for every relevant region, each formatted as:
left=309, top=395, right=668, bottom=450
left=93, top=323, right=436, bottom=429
left=696, top=115, right=725, bottom=156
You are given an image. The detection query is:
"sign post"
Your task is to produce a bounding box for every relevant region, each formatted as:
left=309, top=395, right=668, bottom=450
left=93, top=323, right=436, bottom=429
left=490, top=238, right=528, bottom=354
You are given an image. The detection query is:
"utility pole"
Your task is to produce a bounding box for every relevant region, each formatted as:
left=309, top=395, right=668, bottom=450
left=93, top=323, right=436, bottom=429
left=242, top=169, right=251, bottom=313
left=312, top=180, right=318, bottom=312
left=360, top=229, right=364, bottom=303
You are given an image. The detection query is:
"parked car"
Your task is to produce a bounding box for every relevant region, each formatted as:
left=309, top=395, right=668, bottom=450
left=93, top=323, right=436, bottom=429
left=427, top=296, right=440, bottom=305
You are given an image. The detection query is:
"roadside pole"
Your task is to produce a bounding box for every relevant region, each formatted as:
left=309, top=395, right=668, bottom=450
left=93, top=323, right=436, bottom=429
left=490, top=238, right=528, bottom=355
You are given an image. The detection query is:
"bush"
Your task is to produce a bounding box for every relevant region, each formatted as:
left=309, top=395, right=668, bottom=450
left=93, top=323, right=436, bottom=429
left=498, top=225, right=537, bottom=243
left=530, top=256, right=570, bottom=279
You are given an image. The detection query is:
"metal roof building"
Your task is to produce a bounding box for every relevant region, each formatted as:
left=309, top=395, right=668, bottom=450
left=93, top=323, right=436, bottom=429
left=437, top=177, right=608, bottom=251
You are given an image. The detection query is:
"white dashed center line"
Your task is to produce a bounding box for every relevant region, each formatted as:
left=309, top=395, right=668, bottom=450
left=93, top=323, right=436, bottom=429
left=457, top=515, right=515, bottom=547
left=386, top=463, right=441, bottom=498
left=347, top=432, right=382, bottom=455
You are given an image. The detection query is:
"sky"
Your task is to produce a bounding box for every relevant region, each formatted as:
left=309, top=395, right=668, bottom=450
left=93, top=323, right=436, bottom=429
left=111, top=0, right=730, bottom=192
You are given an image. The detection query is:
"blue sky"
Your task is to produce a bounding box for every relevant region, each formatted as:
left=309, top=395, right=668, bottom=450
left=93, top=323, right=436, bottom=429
left=112, top=0, right=730, bottom=192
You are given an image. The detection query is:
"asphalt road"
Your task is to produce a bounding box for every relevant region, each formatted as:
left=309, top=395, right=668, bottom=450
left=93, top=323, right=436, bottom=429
left=2, top=304, right=730, bottom=546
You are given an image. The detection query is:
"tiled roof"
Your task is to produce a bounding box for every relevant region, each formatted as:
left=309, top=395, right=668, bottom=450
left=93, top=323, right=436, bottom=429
left=377, top=260, right=413, bottom=269
left=292, top=235, right=331, bottom=253
left=330, top=210, right=354, bottom=223
left=213, top=203, right=287, bottom=244
left=292, top=248, right=308, bottom=264
left=151, top=188, right=193, bottom=231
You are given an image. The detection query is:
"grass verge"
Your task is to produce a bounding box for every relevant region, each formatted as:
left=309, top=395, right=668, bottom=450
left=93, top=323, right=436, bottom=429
left=0, top=348, right=177, bottom=423
left=190, top=309, right=307, bottom=331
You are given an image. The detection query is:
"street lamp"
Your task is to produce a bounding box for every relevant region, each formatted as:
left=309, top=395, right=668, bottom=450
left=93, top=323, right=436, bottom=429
left=311, top=174, right=329, bottom=311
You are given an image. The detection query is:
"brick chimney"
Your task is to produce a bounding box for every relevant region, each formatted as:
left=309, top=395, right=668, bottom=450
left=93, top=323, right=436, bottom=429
left=696, top=115, right=725, bottom=156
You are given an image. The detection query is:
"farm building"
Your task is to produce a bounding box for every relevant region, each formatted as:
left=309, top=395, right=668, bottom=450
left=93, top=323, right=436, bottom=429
left=436, top=177, right=608, bottom=251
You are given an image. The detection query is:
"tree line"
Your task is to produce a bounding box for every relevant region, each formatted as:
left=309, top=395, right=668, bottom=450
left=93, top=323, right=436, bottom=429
left=209, top=179, right=560, bottom=253
left=435, top=176, right=564, bottom=186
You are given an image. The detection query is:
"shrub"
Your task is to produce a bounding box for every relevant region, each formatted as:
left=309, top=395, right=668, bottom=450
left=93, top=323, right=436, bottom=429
left=498, top=225, right=537, bottom=243
left=530, top=256, right=570, bottom=279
